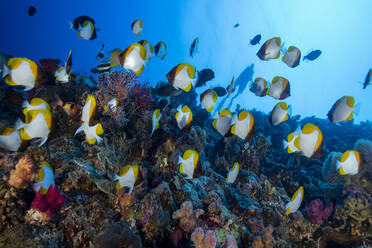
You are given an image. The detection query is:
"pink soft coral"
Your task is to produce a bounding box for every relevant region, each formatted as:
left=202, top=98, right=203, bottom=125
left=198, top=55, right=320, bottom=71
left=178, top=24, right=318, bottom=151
left=31, top=185, right=66, bottom=217
left=305, top=199, right=333, bottom=225
left=172, top=201, right=204, bottom=232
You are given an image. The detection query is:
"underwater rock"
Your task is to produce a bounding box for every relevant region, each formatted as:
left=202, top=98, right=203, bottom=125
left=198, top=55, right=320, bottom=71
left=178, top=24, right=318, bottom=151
left=93, top=220, right=143, bottom=248
left=191, top=227, right=217, bottom=248
left=251, top=225, right=273, bottom=248
left=172, top=200, right=204, bottom=233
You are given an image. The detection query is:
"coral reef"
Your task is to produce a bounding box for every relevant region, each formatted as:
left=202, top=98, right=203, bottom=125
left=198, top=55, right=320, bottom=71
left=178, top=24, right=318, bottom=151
left=0, top=63, right=371, bottom=247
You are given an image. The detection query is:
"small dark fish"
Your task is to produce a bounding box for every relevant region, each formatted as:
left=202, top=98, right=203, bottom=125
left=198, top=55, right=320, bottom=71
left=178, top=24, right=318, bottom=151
left=250, top=34, right=261, bottom=45
left=234, top=23, right=239, bottom=28
left=303, top=50, right=321, bottom=61
left=213, top=86, right=227, bottom=97
left=154, top=81, right=182, bottom=97
left=196, top=68, right=215, bottom=87
left=190, top=37, right=199, bottom=57
left=28, top=6, right=36, bottom=16
left=90, top=61, right=111, bottom=74
left=363, top=69, right=372, bottom=89
left=96, top=44, right=105, bottom=60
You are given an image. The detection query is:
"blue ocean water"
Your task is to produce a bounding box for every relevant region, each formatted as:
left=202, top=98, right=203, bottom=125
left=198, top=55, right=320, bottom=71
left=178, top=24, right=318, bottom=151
left=0, top=0, right=371, bottom=122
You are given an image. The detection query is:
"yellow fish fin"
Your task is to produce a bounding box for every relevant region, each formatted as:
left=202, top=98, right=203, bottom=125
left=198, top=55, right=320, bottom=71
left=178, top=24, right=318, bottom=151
left=96, top=123, right=104, bottom=135
left=339, top=166, right=347, bottom=175
left=183, top=83, right=192, bottom=92
left=346, top=112, right=353, bottom=121
left=212, top=119, right=217, bottom=129
left=134, top=65, right=144, bottom=75
left=86, top=137, right=97, bottom=144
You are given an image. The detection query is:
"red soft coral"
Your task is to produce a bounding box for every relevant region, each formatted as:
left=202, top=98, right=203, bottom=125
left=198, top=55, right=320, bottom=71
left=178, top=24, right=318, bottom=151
left=305, top=199, right=333, bottom=225
left=31, top=185, right=66, bottom=216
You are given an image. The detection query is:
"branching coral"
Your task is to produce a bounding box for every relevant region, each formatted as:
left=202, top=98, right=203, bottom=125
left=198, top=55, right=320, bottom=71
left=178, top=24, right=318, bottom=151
left=191, top=227, right=217, bottom=248
left=7, top=155, right=37, bottom=189
left=96, top=70, right=153, bottom=122
left=172, top=201, right=204, bottom=232
left=305, top=199, right=333, bottom=225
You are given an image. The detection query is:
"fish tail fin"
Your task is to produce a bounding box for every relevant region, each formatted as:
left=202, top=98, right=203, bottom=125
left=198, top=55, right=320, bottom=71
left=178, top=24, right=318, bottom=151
left=14, top=119, right=25, bottom=130
left=96, top=135, right=103, bottom=144
left=178, top=156, right=183, bottom=165
left=1, top=64, right=10, bottom=79
left=69, top=21, right=74, bottom=29
left=336, top=160, right=341, bottom=170
left=280, top=42, right=286, bottom=54
left=22, top=100, right=30, bottom=109
left=282, top=140, right=288, bottom=150
left=293, top=124, right=302, bottom=136
left=74, top=124, right=85, bottom=136
left=287, top=105, right=293, bottom=117
left=354, top=103, right=361, bottom=116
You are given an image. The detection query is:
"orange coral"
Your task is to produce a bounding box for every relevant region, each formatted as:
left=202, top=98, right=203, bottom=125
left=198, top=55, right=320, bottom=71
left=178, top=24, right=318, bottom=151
left=7, top=155, right=37, bottom=189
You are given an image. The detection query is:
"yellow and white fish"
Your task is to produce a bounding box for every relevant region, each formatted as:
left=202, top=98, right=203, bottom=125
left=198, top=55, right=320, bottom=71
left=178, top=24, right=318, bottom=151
left=108, top=48, right=122, bottom=67
left=131, top=19, right=143, bottom=35
left=336, top=150, right=360, bottom=175
left=34, top=161, right=55, bottom=194
left=75, top=95, right=103, bottom=144
left=213, top=109, right=233, bottom=136
left=22, top=98, right=51, bottom=116
left=71, top=16, right=97, bottom=40
left=0, top=128, right=21, bottom=152
left=175, top=105, right=193, bottom=130
left=297, top=123, right=323, bottom=158
left=226, top=162, right=239, bottom=184
left=70, top=16, right=97, bottom=40
left=166, top=63, right=196, bottom=92
left=200, top=89, right=218, bottom=112
left=120, top=43, right=147, bottom=75
left=285, top=186, right=304, bottom=215
left=257, top=37, right=281, bottom=60
left=3, top=57, right=41, bottom=91
left=250, top=77, right=267, bottom=97
left=114, top=165, right=139, bottom=193
left=80, top=94, right=96, bottom=124
left=55, top=50, right=73, bottom=83
left=151, top=109, right=162, bottom=136
left=283, top=125, right=301, bottom=154
left=266, top=76, right=291, bottom=100
left=231, top=110, right=254, bottom=140
left=104, top=98, right=118, bottom=112
left=327, top=96, right=360, bottom=123
left=75, top=123, right=104, bottom=144
left=139, top=40, right=153, bottom=62
left=16, top=109, right=52, bottom=146
left=269, top=102, right=291, bottom=126
left=154, top=41, right=167, bottom=60
left=282, top=46, right=301, bottom=68
left=178, top=149, right=199, bottom=179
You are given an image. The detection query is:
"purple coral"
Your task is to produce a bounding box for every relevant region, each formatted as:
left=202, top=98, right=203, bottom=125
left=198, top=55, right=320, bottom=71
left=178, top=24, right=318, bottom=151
left=305, top=199, right=333, bottom=225
left=172, top=201, right=204, bottom=232
left=191, top=227, right=217, bottom=248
